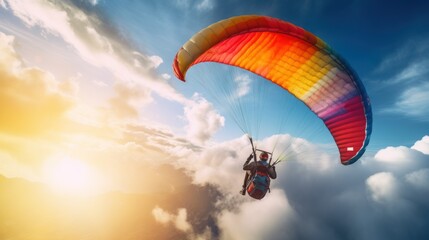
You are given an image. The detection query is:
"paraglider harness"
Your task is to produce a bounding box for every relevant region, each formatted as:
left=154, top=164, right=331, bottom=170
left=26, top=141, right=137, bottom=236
left=244, top=138, right=279, bottom=200
left=245, top=157, right=271, bottom=199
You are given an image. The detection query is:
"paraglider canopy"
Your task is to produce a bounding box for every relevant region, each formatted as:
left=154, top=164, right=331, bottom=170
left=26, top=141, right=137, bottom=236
left=173, top=15, right=372, bottom=165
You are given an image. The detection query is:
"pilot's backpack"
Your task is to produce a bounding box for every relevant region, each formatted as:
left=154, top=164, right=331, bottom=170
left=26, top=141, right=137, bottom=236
left=246, top=165, right=271, bottom=200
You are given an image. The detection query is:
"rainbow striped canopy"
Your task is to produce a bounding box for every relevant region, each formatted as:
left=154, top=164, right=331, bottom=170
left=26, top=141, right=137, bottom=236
left=173, top=15, right=372, bottom=165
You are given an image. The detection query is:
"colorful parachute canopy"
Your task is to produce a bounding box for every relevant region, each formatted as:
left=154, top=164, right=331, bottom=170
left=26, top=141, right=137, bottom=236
left=173, top=15, right=372, bottom=165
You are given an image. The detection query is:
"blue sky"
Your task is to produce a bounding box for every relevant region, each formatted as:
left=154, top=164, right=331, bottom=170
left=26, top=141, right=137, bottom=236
left=1, top=0, right=429, bottom=239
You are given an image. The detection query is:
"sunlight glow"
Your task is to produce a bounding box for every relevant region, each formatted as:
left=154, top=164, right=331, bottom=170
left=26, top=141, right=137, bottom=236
left=43, top=156, right=99, bottom=195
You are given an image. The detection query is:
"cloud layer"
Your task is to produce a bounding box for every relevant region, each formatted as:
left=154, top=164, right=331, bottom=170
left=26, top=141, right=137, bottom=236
left=171, top=135, right=429, bottom=240
left=0, top=32, right=75, bottom=136
left=375, top=36, right=429, bottom=120
left=0, top=29, right=199, bottom=194
left=0, top=0, right=225, bottom=191
left=152, top=206, right=213, bottom=240
left=392, top=82, right=429, bottom=119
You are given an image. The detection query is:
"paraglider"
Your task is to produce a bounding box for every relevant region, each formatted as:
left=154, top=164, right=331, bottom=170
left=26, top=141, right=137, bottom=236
left=173, top=15, right=372, bottom=199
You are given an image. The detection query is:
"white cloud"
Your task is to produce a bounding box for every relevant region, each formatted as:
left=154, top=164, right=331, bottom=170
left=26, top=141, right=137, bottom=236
left=374, top=146, right=414, bottom=165
left=182, top=135, right=249, bottom=190
left=217, top=189, right=295, bottom=240
left=152, top=206, right=192, bottom=232
left=1, top=0, right=188, bottom=106
left=375, top=37, right=429, bottom=84
left=184, top=93, right=225, bottom=144
left=149, top=55, right=163, bottom=68
left=388, top=82, right=429, bottom=119
left=375, top=43, right=410, bottom=74
left=152, top=206, right=176, bottom=224
left=152, top=206, right=213, bottom=239
left=234, top=74, right=251, bottom=98
left=4, top=1, right=70, bottom=37
left=366, top=172, right=398, bottom=203
left=88, top=0, right=98, bottom=6
left=175, top=0, right=214, bottom=11
left=412, top=135, right=429, bottom=154
left=390, top=60, right=429, bottom=84
left=405, top=168, right=429, bottom=191
left=0, top=31, right=76, bottom=137
left=107, top=81, right=153, bottom=120
left=0, top=32, right=21, bottom=70
left=373, top=143, right=429, bottom=176
left=196, top=0, right=214, bottom=11
left=134, top=54, right=163, bottom=69
left=161, top=73, right=171, bottom=80
left=175, top=208, right=192, bottom=232
left=374, top=37, right=429, bottom=120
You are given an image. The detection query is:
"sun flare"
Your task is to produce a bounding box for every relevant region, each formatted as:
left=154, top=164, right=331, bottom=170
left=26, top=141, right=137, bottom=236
left=43, top=156, right=99, bottom=195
